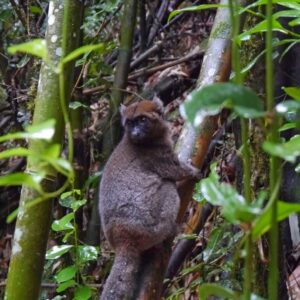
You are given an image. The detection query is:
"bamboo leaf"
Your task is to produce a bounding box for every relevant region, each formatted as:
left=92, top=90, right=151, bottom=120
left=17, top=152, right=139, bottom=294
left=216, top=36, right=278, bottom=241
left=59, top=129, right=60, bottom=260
left=238, top=18, right=288, bottom=43
left=168, top=4, right=226, bottom=21
left=242, top=0, right=300, bottom=13
left=289, top=16, right=300, bottom=26
left=0, top=173, right=43, bottom=193
left=8, top=39, right=47, bottom=62
left=198, top=283, right=239, bottom=300
left=274, top=9, right=300, bottom=19
left=0, top=148, right=32, bottom=160
left=0, top=119, right=56, bottom=143
left=62, top=44, right=106, bottom=64
left=69, top=101, right=89, bottom=110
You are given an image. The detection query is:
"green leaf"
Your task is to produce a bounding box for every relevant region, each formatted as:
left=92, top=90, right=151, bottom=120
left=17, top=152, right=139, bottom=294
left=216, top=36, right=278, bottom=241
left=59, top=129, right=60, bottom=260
left=46, top=245, right=73, bottom=260
left=56, top=280, right=76, bottom=293
left=6, top=196, right=46, bottom=223
left=243, top=0, right=300, bottom=11
left=55, top=265, right=77, bottom=283
left=241, top=49, right=265, bottom=75
left=29, top=5, right=42, bottom=14
left=263, top=135, right=300, bottom=162
left=59, top=190, right=80, bottom=207
left=181, top=263, right=203, bottom=276
left=61, top=191, right=75, bottom=199
left=78, top=246, right=98, bottom=263
left=283, top=87, right=300, bottom=100
left=26, top=119, right=56, bottom=139
left=59, top=192, right=75, bottom=207
left=193, top=182, right=205, bottom=203
left=277, top=1, right=300, bottom=10
left=203, top=227, right=226, bottom=262
left=74, top=285, right=92, bottom=300
left=279, top=122, right=297, bottom=132
left=276, top=100, right=300, bottom=122
left=252, top=201, right=300, bottom=239
left=198, top=283, right=239, bottom=300
left=168, top=4, right=226, bottom=22
left=0, top=148, right=32, bottom=160
left=52, top=213, right=74, bottom=232
left=199, top=164, right=261, bottom=224
left=84, top=171, right=102, bottom=189
left=274, top=9, right=300, bottom=19
left=8, top=39, right=48, bottom=62
left=0, top=119, right=55, bottom=143
left=71, top=199, right=87, bottom=212
left=62, top=44, right=106, bottom=65
left=0, top=144, right=72, bottom=179
left=47, top=158, right=73, bottom=178
left=280, top=41, right=300, bottom=61
left=58, top=191, right=85, bottom=211
left=69, top=101, right=89, bottom=110
left=175, top=233, right=198, bottom=241
left=238, top=18, right=288, bottom=43
left=289, top=17, right=300, bottom=26
left=42, top=144, right=61, bottom=159
left=0, top=173, right=43, bottom=193
left=62, top=231, right=74, bottom=243
left=295, top=163, right=300, bottom=173
left=182, top=83, right=264, bottom=127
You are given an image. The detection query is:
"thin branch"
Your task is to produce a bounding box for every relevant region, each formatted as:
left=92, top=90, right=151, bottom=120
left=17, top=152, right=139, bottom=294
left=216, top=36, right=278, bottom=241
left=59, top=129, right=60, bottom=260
left=130, top=41, right=163, bottom=70
left=9, top=0, right=27, bottom=29
left=128, top=51, right=204, bottom=80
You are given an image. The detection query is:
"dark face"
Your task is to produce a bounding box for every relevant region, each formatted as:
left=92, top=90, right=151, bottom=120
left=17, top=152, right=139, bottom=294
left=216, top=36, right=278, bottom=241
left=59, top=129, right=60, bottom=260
left=120, top=99, right=167, bottom=144
left=125, top=115, right=164, bottom=144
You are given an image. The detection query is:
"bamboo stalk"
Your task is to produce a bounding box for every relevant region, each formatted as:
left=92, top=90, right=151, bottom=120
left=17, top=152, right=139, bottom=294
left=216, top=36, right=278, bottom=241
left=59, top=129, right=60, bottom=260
left=5, top=2, right=83, bottom=299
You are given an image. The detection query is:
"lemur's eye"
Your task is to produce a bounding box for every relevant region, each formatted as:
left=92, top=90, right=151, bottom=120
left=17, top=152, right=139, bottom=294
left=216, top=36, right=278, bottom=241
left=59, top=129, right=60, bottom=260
left=140, top=116, right=147, bottom=122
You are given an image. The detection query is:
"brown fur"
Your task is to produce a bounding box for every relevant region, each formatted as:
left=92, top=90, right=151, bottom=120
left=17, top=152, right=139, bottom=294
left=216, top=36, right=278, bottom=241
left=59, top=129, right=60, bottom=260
left=99, top=97, right=200, bottom=300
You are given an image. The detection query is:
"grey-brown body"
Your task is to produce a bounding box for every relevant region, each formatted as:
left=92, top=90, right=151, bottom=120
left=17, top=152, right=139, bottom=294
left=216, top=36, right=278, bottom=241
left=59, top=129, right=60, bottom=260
left=99, top=99, right=200, bottom=300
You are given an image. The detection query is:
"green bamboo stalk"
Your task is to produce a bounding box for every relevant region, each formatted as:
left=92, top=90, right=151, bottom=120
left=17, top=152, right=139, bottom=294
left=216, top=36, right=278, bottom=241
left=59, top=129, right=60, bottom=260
left=228, top=0, right=252, bottom=298
left=266, top=0, right=281, bottom=299
left=5, top=1, right=83, bottom=299
left=103, top=0, right=138, bottom=155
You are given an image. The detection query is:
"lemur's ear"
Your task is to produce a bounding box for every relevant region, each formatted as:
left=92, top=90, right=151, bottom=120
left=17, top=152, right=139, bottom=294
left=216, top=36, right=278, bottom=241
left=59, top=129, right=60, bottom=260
left=119, top=104, right=126, bottom=125
left=152, top=94, right=164, bottom=116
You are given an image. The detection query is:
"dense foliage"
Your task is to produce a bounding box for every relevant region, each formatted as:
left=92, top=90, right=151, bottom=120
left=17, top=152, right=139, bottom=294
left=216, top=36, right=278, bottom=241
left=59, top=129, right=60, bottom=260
left=0, top=0, right=300, bottom=299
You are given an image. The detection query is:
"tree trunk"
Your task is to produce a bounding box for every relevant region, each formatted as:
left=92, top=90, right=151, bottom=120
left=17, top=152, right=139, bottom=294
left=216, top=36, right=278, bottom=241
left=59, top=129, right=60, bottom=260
left=5, top=1, right=83, bottom=299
